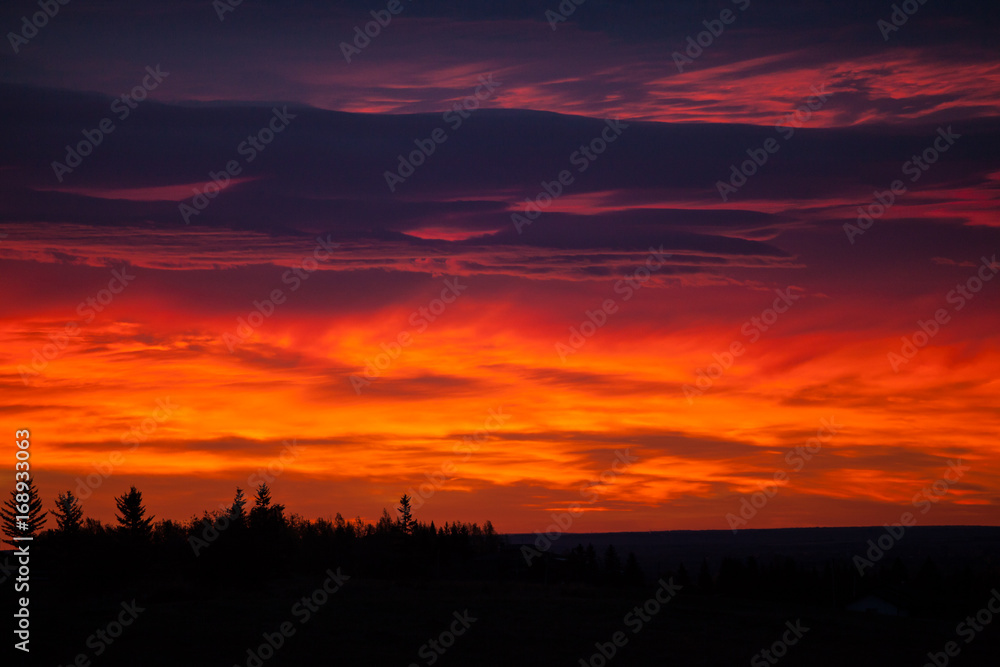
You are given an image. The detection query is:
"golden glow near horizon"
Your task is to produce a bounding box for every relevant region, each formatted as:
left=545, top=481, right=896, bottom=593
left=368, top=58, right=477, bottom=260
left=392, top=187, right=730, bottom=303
left=4, top=239, right=999, bottom=531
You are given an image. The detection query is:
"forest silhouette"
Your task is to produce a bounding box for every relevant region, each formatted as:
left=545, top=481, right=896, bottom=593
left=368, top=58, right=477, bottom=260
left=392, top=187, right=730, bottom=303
left=2, top=475, right=994, bottom=623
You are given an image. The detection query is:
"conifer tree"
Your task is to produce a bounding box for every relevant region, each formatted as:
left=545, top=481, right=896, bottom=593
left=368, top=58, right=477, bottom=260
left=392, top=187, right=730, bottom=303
left=52, top=490, right=84, bottom=533
left=114, top=486, right=154, bottom=538
left=397, top=494, right=414, bottom=535
left=1, top=476, right=47, bottom=544
left=230, top=486, right=248, bottom=527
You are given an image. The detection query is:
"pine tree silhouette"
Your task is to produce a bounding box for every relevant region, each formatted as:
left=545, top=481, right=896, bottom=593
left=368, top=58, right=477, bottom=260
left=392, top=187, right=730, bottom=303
left=1, top=475, right=47, bottom=544
left=52, top=490, right=84, bottom=533
left=114, top=486, right=154, bottom=538
left=397, top=494, right=414, bottom=535
left=230, top=486, right=248, bottom=527
left=249, top=483, right=285, bottom=530
left=376, top=508, right=395, bottom=534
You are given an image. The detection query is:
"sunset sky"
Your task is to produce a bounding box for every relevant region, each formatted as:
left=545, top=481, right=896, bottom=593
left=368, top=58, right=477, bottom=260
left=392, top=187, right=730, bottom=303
left=2, top=0, right=999, bottom=533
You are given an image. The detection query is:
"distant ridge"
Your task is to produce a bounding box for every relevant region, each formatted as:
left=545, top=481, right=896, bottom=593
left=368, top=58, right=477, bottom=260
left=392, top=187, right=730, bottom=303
left=505, top=525, right=1000, bottom=571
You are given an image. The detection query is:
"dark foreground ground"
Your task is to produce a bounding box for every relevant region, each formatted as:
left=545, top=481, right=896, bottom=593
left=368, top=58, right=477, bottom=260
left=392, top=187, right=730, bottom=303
left=14, top=577, right=1000, bottom=666
left=5, top=525, right=1000, bottom=665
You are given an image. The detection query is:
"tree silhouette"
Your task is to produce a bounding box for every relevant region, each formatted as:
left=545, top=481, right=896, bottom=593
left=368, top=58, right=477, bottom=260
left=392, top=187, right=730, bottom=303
left=249, top=483, right=285, bottom=530
left=114, top=486, right=154, bottom=538
left=52, top=490, right=84, bottom=533
left=253, top=482, right=272, bottom=510
left=1, top=475, right=47, bottom=544
left=397, top=494, right=414, bottom=535
left=376, top=508, right=395, bottom=534
left=230, top=486, right=248, bottom=527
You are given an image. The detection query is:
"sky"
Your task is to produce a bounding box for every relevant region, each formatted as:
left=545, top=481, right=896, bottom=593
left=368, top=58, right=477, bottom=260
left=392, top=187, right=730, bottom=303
left=1, top=0, right=999, bottom=533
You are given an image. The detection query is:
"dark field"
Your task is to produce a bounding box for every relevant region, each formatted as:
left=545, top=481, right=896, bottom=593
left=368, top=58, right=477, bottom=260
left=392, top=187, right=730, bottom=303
left=23, top=578, right=1000, bottom=666
left=6, top=525, right=1000, bottom=665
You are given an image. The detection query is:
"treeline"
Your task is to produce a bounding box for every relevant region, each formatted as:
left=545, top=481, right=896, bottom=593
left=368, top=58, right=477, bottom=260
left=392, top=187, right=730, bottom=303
left=3, top=480, right=518, bottom=589
left=517, top=542, right=647, bottom=588
left=4, top=479, right=658, bottom=595
left=4, top=478, right=991, bottom=619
